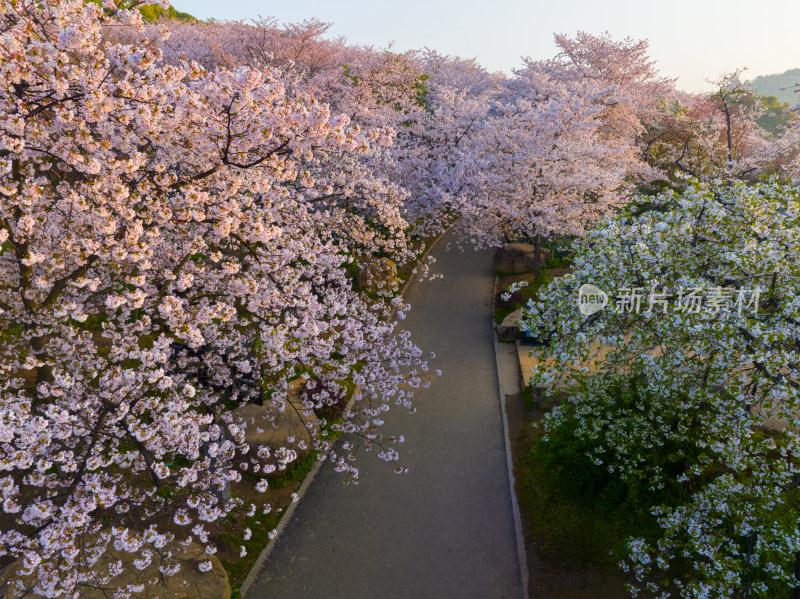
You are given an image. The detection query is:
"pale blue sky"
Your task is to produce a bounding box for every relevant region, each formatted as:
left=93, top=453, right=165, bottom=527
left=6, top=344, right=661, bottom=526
left=175, top=0, right=800, bottom=92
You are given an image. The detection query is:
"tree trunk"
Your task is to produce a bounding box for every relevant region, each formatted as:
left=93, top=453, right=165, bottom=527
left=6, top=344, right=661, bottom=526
left=532, top=233, right=542, bottom=276
left=30, top=333, right=53, bottom=387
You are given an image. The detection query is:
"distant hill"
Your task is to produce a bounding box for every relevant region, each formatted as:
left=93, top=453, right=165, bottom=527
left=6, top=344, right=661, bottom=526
left=749, top=69, right=800, bottom=106
left=87, top=0, right=196, bottom=22
left=138, top=4, right=197, bottom=22
left=755, top=95, right=793, bottom=135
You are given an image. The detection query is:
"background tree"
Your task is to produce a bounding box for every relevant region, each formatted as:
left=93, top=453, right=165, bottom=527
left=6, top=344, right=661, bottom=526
left=708, top=69, right=764, bottom=166
left=449, top=32, right=669, bottom=248
left=749, top=67, right=800, bottom=106
left=752, top=94, right=793, bottom=135
left=641, top=74, right=772, bottom=181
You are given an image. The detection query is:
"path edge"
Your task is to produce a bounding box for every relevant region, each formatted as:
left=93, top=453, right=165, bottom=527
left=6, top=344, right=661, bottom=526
left=492, top=276, right=530, bottom=599
left=240, top=224, right=452, bottom=598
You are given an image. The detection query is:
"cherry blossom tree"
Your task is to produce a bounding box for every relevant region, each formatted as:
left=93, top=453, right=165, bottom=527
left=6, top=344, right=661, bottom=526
left=642, top=91, right=732, bottom=179
left=140, top=17, right=427, bottom=133
left=547, top=31, right=674, bottom=142
left=749, top=100, right=800, bottom=180
left=454, top=61, right=655, bottom=249
left=0, top=0, right=431, bottom=595
left=422, top=33, right=670, bottom=249
left=146, top=24, right=674, bottom=250
left=642, top=72, right=772, bottom=181
left=708, top=70, right=764, bottom=166
left=137, top=17, right=436, bottom=252
left=383, top=50, right=501, bottom=236
left=522, top=178, right=800, bottom=598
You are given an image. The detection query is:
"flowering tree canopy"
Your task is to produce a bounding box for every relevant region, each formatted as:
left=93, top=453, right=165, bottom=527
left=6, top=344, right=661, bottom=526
left=642, top=72, right=771, bottom=181
left=0, top=0, right=431, bottom=595
left=433, top=32, right=671, bottom=247
left=522, top=179, right=800, bottom=598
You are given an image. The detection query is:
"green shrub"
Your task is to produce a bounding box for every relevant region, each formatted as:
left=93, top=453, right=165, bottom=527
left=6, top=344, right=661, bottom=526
left=518, top=415, right=686, bottom=566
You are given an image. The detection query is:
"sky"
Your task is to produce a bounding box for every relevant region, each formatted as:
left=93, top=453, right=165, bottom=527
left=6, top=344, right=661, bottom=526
left=175, top=0, right=800, bottom=92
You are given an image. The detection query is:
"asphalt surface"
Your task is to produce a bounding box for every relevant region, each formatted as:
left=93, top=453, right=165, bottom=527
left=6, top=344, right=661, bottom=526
left=248, top=231, right=523, bottom=599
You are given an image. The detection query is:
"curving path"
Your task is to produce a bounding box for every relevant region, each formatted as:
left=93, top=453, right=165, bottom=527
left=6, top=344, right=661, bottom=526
left=248, top=230, right=523, bottom=599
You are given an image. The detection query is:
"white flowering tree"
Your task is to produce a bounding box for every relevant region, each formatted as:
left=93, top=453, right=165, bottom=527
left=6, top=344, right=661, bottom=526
left=0, top=0, right=431, bottom=595
left=522, top=179, right=800, bottom=598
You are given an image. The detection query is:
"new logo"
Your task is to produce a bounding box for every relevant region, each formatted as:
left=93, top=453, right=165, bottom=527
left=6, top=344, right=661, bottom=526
left=578, top=284, right=608, bottom=316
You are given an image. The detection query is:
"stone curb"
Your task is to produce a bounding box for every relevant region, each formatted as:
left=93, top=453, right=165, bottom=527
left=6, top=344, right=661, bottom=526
left=238, top=452, right=325, bottom=597
left=240, top=224, right=453, bottom=598
left=492, top=276, right=530, bottom=599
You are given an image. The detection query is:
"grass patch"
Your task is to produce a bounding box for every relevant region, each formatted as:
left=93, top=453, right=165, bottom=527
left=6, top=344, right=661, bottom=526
left=521, top=385, right=534, bottom=411
left=343, top=259, right=360, bottom=283
left=266, top=451, right=319, bottom=490
left=0, top=321, right=23, bottom=342
left=223, top=452, right=321, bottom=595
left=544, top=252, right=572, bottom=270
left=222, top=509, right=283, bottom=599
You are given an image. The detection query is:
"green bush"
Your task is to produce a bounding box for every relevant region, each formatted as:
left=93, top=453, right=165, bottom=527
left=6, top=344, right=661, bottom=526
left=518, top=415, right=686, bottom=566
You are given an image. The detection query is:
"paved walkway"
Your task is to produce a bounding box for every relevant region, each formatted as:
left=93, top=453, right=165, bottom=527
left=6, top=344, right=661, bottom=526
left=249, top=231, right=523, bottom=599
